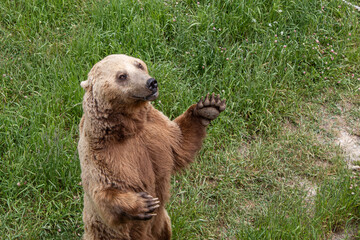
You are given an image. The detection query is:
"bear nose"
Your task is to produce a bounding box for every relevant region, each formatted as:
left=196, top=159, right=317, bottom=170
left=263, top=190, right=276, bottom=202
left=146, top=78, right=158, bottom=92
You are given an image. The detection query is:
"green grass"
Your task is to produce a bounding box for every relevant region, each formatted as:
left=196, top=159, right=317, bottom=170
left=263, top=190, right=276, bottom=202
left=1, top=0, right=359, bottom=239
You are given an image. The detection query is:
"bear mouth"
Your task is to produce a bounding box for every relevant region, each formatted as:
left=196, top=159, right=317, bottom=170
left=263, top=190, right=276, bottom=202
left=132, top=91, right=159, bottom=101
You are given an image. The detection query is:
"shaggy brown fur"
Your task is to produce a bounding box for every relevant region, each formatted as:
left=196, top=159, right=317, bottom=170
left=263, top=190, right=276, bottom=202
left=78, top=54, right=225, bottom=240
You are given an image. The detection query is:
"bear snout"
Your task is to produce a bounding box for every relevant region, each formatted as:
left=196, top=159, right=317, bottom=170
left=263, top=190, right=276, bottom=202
left=146, top=78, right=158, bottom=92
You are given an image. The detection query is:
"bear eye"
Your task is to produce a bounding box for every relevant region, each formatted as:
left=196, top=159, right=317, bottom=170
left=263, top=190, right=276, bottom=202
left=137, top=63, right=144, bottom=70
left=116, top=72, right=127, bottom=81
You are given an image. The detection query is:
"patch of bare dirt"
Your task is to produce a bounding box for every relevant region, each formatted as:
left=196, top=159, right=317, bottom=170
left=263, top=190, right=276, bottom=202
left=336, top=129, right=360, bottom=170
left=319, top=103, right=360, bottom=171
left=283, top=100, right=359, bottom=239
left=318, top=103, right=360, bottom=240
left=331, top=225, right=358, bottom=240
left=299, top=179, right=317, bottom=201
left=287, top=176, right=318, bottom=215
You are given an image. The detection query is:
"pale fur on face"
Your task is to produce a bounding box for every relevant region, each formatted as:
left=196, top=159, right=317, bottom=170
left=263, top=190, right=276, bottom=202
left=81, top=54, right=156, bottom=109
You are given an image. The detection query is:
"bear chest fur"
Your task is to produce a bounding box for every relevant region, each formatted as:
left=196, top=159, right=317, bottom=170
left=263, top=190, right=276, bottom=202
left=102, top=118, right=177, bottom=202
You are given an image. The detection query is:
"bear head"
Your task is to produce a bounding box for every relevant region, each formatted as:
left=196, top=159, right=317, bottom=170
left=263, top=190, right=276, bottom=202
left=81, top=54, right=158, bottom=113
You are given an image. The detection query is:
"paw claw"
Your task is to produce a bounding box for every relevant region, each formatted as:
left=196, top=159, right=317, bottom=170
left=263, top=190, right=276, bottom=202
left=138, top=192, right=153, bottom=199
left=204, top=93, right=210, bottom=106
left=215, top=94, right=221, bottom=105
left=147, top=200, right=160, bottom=207
left=197, top=97, right=204, bottom=108
left=146, top=204, right=160, bottom=213
left=219, top=99, right=226, bottom=111
left=210, top=93, right=216, bottom=105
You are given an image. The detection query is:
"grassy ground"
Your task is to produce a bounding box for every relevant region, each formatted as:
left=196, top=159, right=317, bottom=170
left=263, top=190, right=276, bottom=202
left=0, top=0, right=359, bottom=239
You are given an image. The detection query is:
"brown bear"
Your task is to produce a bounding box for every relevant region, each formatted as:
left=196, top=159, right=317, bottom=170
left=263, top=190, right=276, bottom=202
left=78, top=54, right=226, bottom=240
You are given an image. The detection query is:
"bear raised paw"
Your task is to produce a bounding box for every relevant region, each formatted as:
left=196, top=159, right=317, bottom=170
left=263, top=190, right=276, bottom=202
left=78, top=54, right=225, bottom=240
left=195, top=93, right=226, bottom=126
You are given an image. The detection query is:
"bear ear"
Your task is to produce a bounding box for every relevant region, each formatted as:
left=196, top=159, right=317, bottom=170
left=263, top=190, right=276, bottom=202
left=82, top=65, right=98, bottom=91
left=80, top=80, right=90, bottom=90
left=81, top=77, right=93, bottom=91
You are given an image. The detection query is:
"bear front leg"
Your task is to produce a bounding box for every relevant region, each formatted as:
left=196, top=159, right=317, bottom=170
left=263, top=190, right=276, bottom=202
left=172, top=93, right=226, bottom=171
left=93, top=189, right=160, bottom=227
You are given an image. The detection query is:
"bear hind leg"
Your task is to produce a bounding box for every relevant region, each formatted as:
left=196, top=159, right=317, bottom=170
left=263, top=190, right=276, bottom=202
left=153, top=208, right=172, bottom=240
